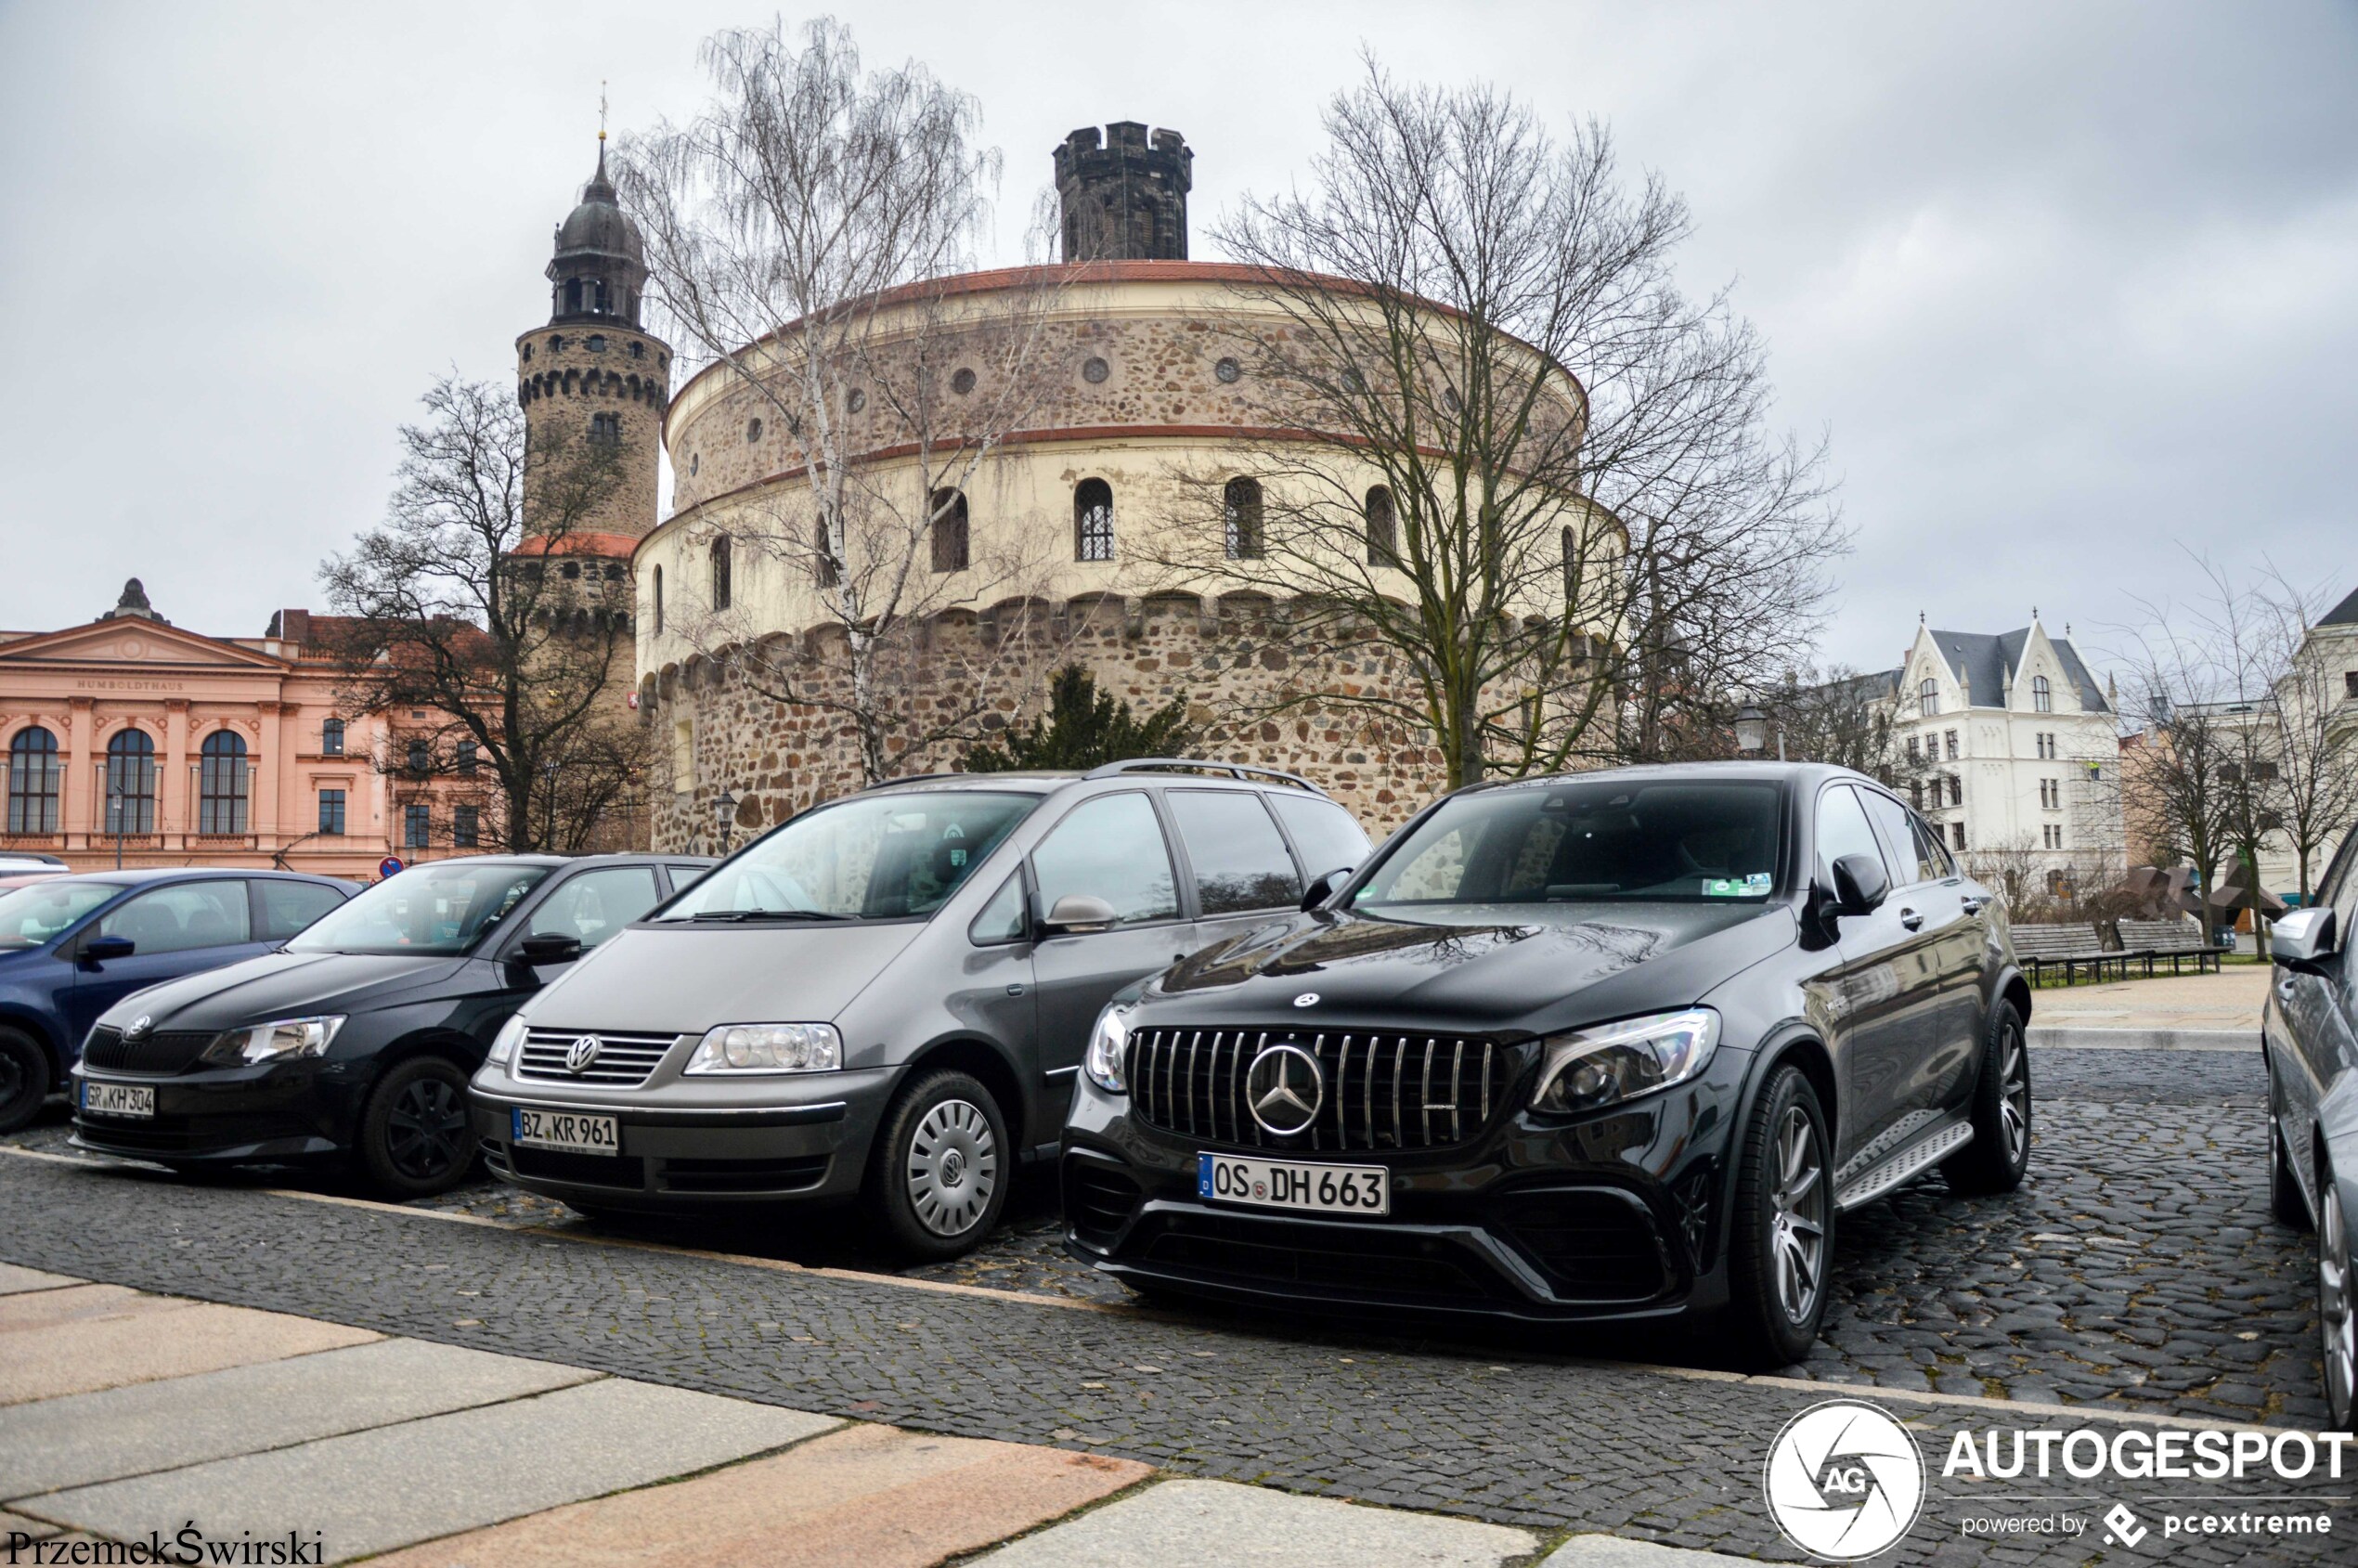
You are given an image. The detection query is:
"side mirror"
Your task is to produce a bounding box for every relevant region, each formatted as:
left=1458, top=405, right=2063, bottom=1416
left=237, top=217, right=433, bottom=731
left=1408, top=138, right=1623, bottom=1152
left=1042, top=894, right=1118, bottom=935
left=2274, top=907, right=2339, bottom=969
left=80, top=934, right=136, bottom=965
left=1829, top=853, right=1890, bottom=916
left=1300, top=866, right=1354, bottom=913
left=515, top=932, right=584, bottom=966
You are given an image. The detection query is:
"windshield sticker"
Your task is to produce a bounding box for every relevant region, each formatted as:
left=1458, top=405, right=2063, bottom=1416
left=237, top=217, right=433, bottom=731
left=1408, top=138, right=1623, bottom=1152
left=1704, top=874, right=1773, bottom=897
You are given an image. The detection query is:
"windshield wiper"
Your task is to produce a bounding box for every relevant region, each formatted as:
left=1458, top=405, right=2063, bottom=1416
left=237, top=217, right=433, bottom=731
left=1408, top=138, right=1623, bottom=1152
left=680, top=909, right=851, bottom=923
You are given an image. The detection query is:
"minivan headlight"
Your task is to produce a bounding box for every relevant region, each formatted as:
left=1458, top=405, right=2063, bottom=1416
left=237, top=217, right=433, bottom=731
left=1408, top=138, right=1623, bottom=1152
left=1083, top=1004, right=1132, bottom=1094
left=201, top=1016, right=346, bottom=1067
left=1530, top=1008, right=1718, bottom=1115
left=684, top=1022, right=842, bottom=1074
left=486, top=1015, right=527, bottom=1069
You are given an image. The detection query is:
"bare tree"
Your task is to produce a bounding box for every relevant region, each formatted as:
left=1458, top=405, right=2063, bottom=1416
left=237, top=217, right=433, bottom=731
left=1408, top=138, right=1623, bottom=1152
left=319, top=375, right=642, bottom=852
left=616, top=19, right=1072, bottom=785
left=1162, top=60, right=1843, bottom=788
left=2253, top=567, right=2358, bottom=902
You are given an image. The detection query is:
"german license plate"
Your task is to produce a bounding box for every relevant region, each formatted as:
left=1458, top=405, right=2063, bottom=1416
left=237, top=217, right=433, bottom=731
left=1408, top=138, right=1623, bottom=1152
left=81, top=1081, right=154, bottom=1119
left=1198, top=1153, right=1388, bottom=1216
left=512, top=1107, right=620, bottom=1155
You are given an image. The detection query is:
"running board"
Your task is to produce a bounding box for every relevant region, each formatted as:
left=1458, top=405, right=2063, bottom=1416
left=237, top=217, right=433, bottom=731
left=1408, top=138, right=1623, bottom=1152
left=1834, top=1118, right=1975, bottom=1212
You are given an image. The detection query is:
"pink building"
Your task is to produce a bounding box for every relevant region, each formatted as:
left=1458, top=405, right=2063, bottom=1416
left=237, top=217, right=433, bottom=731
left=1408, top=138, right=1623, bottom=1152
left=1, top=580, right=476, bottom=879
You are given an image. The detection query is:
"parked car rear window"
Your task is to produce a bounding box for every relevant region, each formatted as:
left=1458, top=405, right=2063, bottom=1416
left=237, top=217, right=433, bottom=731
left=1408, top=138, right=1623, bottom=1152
left=662, top=791, right=1034, bottom=922
left=256, top=879, right=347, bottom=940
left=0, top=879, right=117, bottom=948
left=1168, top=790, right=1301, bottom=914
left=289, top=862, right=549, bottom=954
left=1356, top=779, right=1783, bottom=911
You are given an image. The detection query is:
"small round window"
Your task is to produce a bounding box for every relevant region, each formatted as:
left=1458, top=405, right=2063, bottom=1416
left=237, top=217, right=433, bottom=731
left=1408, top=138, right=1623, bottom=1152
left=746, top=417, right=763, bottom=444
left=1082, top=356, right=1110, bottom=384
left=846, top=388, right=867, bottom=413
left=951, top=368, right=976, bottom=395
left=1214, top=356, right=1242, bottom=384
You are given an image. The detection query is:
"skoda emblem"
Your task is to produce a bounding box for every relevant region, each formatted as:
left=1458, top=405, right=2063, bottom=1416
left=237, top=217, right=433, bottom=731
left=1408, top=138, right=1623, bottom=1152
left=126, top=1015, right=152, bottom=1040
left=564, top=1034, right=603, bottom=1075
left=1292, top=992, right=1320, bottom=1008
left=1245, top=1043, right=1325, bottom=1136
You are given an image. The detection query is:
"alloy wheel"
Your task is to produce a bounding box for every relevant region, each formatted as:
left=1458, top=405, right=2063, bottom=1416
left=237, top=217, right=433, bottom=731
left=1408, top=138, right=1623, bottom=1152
left=1999, top=1025, right=2030, bottom=1165
left=1770, top=1105, right=1828, bottom=1324
left=385, top=1077, right=467, bottom=1181
left=906, top=1097, right=998, bottom=1238
left=2324, top=1183, right=2356, bottom=1428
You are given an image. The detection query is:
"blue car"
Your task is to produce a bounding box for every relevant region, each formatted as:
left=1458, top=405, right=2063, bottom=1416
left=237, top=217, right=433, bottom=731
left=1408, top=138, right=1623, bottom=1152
left=0, top=867, right=356, bottom=1132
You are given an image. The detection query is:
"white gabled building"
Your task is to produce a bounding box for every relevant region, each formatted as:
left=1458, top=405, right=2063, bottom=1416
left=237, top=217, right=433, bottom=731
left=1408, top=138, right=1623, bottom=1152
left=1879, top=615, right=2127, bottom=895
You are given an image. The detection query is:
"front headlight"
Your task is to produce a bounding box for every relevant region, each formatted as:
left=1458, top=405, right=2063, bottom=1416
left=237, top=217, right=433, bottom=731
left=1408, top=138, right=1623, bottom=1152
left=1083, top=1004, right=1132, bottom=1094
left=486, top=1015, right=527, bottom=1069
left=683, top=1022, right=842, bottom=1075
left=200, top=1016, right=346, bottom=1067
left=1530, top=1008, right=1718, bottom=1115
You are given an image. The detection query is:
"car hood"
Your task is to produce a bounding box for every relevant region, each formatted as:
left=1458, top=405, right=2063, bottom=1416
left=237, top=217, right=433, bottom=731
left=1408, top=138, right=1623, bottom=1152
left=521, top=922, right=923, bottom=1034
left=94, top=950, right=473, bottom=1033
left=1147, top=901, right=1796, bottom=1037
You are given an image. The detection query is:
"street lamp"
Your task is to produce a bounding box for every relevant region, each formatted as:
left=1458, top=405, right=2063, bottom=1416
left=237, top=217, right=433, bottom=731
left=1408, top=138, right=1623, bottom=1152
left=713, top=788, right=739, bottom=856
left=1733, top=703, right=1769, bottom=756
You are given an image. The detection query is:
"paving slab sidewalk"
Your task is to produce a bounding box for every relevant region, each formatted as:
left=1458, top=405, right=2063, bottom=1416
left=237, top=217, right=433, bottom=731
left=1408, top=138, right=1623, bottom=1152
left=2026, top=964, right=2266, bottom=1050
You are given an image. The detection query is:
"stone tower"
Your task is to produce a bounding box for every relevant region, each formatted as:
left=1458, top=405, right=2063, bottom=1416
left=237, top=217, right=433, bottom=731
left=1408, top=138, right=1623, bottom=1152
left=1054, top=123, right=1192, bottom=262
left=514, top=139, right=668, bottom=540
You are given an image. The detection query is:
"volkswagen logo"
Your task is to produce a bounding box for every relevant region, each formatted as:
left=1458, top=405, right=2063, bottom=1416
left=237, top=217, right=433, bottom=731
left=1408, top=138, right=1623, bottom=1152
left=1244, top=1043, right=1324, bottom=1136
left=564, top=1034, right=603, bottom=1075
left=125, top=1015, right=152, bottom=1040
left=1292, top=992, right=1320, bottom=1008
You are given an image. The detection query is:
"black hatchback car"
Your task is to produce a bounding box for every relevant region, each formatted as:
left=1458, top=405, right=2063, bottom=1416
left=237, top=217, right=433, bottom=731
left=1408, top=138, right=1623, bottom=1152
left=71, top=853, right=707, bottom=1196
left=1062, top=763, right=2033, bottom=1366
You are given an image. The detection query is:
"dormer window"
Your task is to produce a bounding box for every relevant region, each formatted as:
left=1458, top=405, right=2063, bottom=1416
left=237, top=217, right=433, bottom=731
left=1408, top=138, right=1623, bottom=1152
left=1918, top=678, right=1940, bottom=718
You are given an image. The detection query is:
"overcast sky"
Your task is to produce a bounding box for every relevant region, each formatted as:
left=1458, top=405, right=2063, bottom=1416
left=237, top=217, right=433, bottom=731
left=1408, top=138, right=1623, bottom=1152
left=3, top=1, right=2352, bottom=680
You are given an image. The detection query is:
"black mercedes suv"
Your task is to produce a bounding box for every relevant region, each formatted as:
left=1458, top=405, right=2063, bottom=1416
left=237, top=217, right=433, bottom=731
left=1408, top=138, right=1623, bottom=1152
left=1061, top=763, right=2033, bottom=1366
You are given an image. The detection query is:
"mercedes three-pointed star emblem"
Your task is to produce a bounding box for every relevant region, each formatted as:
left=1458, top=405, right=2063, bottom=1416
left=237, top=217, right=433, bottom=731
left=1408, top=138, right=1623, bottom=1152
left=1245, top=1043, right=1325, bottom=1136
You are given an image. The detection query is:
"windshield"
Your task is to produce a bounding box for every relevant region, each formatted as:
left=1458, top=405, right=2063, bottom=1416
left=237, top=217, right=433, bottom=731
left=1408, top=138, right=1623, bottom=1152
left=1354, top=778, right=1784, bottom=914
left=0, top=880, right=121, bottom=949
left=661, top=791, right=1036, bottom=922
left=287, top=862, right=549, bottom=955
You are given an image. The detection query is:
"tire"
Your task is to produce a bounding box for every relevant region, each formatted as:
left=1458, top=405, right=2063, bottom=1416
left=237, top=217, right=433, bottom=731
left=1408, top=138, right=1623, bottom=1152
left=864, top=1069, right=1010, bottom=1262
left=1943, top=999, right=2031, bottom=1196
left=2321, top=1173, right=2356, bottom=1432
left=356, top=1056, right=477, bottom=1199
left=1725, top=1064, right=1834, bottom=1369
left=2273, top=1117, right=2313, bottom=1230
left=0, top=1029, right=52, bottom=1134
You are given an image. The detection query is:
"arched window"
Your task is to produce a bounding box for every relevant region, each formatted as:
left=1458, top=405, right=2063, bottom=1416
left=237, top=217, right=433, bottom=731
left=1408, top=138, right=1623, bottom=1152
left=1918, top=678, right=1940, bottom=718
left=1074, top=479, right=1114, bottom=562
left=1560, top=525, right=1579, bottom=602
left=104, top=730, right=156, bottom=836
left=320, top=717, right=344, bottom=757
left=929, top=489, right=970, bottom=573
left=1364, top=486, right=1397, bottom=565
left=652, top=564, right=664, bottom=634
left=6, top=727, right=59, bottom=835
left=2032, top=674, right=2053, bottom=712
left=710, top=535, right=732, bottom=611
left=1224, top=477, right=1263, bottom=561
left=199, top=730, right=249, bottom=836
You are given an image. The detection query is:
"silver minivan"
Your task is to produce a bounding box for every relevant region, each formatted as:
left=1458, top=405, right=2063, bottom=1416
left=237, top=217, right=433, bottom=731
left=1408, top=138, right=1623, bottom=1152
left=467, top=761, right=1372, bottom=1258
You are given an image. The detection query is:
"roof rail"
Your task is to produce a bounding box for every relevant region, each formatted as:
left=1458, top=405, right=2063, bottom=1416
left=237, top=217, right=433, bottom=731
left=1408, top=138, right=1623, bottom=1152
left=1082, top=758, right=1328, bottom=795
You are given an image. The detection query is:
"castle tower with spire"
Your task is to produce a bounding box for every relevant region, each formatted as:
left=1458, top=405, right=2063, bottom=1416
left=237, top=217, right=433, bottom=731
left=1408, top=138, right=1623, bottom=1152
left=514, top=136, right=668, bottom=542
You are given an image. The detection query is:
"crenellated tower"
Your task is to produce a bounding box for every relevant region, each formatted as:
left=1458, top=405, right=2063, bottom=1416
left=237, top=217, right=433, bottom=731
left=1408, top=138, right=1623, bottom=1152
left=1054, top=122, right=1192, bottom=262
left=515, top=137, right=668, bottom=541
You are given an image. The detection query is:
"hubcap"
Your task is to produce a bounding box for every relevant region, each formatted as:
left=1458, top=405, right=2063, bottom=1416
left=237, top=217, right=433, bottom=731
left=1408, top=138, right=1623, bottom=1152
left=386, top=1077, right=467, bottom=1180
left=1769, top=1105, right=1828, bottom=1325
left=2324, top=1185, right=2355, bottom=1427
left=1999, top=1027, right=2030, bottom=1166
left=907, top=1098, right=998, bottom=1238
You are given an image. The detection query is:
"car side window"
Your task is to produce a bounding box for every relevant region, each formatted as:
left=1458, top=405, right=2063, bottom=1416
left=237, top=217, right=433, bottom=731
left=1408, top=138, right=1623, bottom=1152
left=525, top=867, right=662, bottom=951
left=1169, top=790, right=1302, bottom=915
left=1815, top=785, right=1886, bottom=890
left=665, top=863, right=710, bottom=895
left=1858, top=788, right=1932, bottom=887
left=1030, top=792, right=1179, bottom=927
left=1910, top=814, right=1955, bottom=880
left=1268, top=794, right=1374, bottom=881
left=96, top=881, right=251, bottom=954
left=967, top=873, right=1027, bottom=946
left=254, top=879, right=346, bottom=941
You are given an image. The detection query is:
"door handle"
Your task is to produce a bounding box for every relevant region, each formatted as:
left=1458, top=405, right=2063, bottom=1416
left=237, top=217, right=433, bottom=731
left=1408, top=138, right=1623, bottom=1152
left=1959, top=897, right=1984, bottom=915
left=1898, top=908, right=1924, bottom=931
left=2278, top=978, right=2297, bottom=1001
